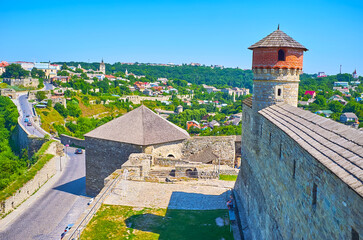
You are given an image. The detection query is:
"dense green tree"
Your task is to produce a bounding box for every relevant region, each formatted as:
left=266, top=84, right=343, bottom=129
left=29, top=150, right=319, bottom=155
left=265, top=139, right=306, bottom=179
left=2, top=64, right=29, bottom=79
left=58, top=70, right=70, bottom=76
left=54, top=103, right=68, bottom=118
left=35, top=91, right=47, bottom=101
left=31, top=68, right=45, bottom=78
left=328, top=101, right=344, bottom=113
left=67, top=100, right=82, bottom=117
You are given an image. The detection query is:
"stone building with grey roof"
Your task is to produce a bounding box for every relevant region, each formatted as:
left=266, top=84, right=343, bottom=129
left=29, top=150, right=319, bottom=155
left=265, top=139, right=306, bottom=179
left=234, top=28, right=362, bottom=240
left=84, top=105, right=190, bottom=195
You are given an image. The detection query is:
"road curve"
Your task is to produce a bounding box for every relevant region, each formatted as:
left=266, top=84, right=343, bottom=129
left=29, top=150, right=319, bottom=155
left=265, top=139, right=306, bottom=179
left=17, top=94, right=45, bottom=138
left=0, top=148, right=90, bottom=240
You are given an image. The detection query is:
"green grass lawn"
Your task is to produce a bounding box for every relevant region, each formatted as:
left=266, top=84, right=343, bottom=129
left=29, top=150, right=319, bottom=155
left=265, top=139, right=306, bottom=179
left=219, top=175, right=238, bottom=181
left=81, top=205, right=234, bottom=240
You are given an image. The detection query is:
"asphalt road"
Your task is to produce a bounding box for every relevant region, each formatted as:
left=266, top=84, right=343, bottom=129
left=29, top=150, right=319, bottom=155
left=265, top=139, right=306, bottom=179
left=44, top=82, right=54, bottom=91
left=0, top=148, right=90, bottom=240
left=18, top=94, right=44, bottom=138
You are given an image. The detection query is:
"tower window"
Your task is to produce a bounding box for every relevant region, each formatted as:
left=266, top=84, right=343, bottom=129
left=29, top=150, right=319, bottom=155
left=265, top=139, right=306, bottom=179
left=278, top=49, right=286, bottom=61
left=277, top=88, right=282, bottom=96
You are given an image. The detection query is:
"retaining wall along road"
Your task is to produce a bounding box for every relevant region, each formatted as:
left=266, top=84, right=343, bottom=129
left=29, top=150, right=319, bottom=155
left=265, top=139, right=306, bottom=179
left=0, top=142, right=58, bottom=218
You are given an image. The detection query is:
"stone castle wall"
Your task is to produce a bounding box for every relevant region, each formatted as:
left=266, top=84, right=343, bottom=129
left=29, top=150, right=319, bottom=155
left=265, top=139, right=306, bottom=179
left=60, top=134, right=86, bottom=148
left=85, top=136, right=142, bottom=196
left=234, top=104, right=363, bottom=239
left=84, top=135, right=240, bottom=195
left=11, top=120, right=45, bottom=158
left=252, top=68, right=301, bottom=111
left=182, top=136, right=236, bottom=167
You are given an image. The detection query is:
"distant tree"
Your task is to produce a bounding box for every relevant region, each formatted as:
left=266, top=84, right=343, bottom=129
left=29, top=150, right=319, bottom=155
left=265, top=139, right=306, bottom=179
left=81, top=73, right=88, bottom=79
left=31, top=68, right=45, bottom=78
left=330, top=112, right=341, bottom=121
left=315, top=95, right=327, bottom=107
left=35, top=91, right=47, bottom=101
left=57, top=70, right=70, bottom=76
left=67, top=100, right=82, bottom=117
left=328, top=101, right=344, bottom=113
left=61, top=63, right=68, bottom=70
left=54, top=103, right=68, bottom=118
left=2, top=64, right=29, bottom=79
left=47, top=100, right=52, bottom=108
left=38, top=78, right=44, bottom=89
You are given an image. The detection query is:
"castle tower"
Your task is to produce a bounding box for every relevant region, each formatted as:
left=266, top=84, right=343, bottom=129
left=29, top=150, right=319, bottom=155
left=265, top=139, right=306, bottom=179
left=249, top=27, right=308, bottom=111
left=99, top=59, right=106, bottom=74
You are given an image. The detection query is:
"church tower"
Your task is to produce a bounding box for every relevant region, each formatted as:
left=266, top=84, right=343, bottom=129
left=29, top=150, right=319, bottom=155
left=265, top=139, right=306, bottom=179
left=100, top=59, right=106, bottom=74
left=249, top=27, right=308, bottom=111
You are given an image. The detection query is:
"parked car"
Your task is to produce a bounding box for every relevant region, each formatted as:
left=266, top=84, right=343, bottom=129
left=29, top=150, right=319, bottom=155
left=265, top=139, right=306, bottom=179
left=75, top=148, right=83, bottom=154
left=60, top=224, right=74, bottom=239
left=24, top=118, right=29, bottom=122
left=27, top=122, right=32, bottom=126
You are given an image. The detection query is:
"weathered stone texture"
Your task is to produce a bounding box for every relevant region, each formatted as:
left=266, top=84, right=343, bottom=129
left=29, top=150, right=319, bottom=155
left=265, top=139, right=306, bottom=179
left=11, top=122, right=45, bottom=158
left=182, top=136, right=236, bottom=167
left=150, top=140, right=185, bottom=159
left=85, top=137, right=142, bottom=196
left=234, top=105, right=363, bottom=239
left=60, top=134, right=86, bottom=148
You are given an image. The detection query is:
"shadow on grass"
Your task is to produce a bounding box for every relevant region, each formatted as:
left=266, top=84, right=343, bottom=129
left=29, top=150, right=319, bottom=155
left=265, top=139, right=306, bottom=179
left=124, top=191, right=234, bottom=240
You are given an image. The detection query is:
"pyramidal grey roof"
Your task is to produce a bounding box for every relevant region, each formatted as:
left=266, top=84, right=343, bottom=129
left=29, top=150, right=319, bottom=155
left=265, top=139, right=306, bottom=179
left=248, top=29, right=308, bottom=51
left=84, top=105, right=190, bottom=146
left=259, top=104, right=363, bottom=197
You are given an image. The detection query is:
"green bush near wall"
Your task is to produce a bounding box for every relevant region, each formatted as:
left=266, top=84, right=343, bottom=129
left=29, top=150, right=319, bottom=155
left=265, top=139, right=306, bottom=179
left=0, top=140, right=55, bottom=201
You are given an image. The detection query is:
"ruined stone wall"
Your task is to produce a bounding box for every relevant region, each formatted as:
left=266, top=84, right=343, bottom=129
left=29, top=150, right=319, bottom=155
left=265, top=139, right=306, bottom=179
left=181, top=136, right=236, bottom=167
left=149, top=140, right=185, bottom=159
left=234, top=104, right=363, bottom=239
left=85, top=137, right=142, bottom=196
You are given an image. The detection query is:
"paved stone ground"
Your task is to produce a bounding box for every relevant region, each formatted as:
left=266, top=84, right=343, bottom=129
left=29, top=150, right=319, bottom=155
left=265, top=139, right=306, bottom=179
left=105, top=179, right=234, bottom=210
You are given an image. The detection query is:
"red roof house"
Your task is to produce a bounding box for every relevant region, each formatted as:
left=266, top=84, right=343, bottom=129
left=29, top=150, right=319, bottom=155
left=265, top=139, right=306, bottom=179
left=304, top=91, right=316, bottom=98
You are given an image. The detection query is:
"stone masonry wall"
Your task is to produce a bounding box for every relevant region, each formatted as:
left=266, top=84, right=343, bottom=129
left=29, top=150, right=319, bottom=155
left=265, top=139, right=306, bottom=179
left=181, top=136, right=236, bottom=167
left=11, top=121, right=45, bottom=158
left=234, top=104, right=363, bottom=239
left=60, top=134, right=86, bottom=148
left=85, top=137, right=142, bottom=196
left=149, top=140, right=185, bottom=159
left=0, top=142, right=58, bottom=217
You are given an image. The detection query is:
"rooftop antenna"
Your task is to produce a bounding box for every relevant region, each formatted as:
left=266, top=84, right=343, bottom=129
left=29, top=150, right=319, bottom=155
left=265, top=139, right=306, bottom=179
left=277, top=24, right=280, bottom=30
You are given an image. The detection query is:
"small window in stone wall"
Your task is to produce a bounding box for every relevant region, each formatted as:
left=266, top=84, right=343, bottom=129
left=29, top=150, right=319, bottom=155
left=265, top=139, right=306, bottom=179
left=278, top=49, right=286, bottom=61
left=352, top=228, right=359, bottom=240
left=276, top=86, right=283, bottom=99
left=292, top=159, right=296, bottom=179
left=312, top=183, right=318, bottom=209
left=269, top=133, right=272, bottom=145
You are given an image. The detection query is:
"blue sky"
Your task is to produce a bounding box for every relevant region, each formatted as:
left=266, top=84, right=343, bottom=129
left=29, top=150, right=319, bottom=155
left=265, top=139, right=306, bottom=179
left=1, top=0, right=362, bottom=75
